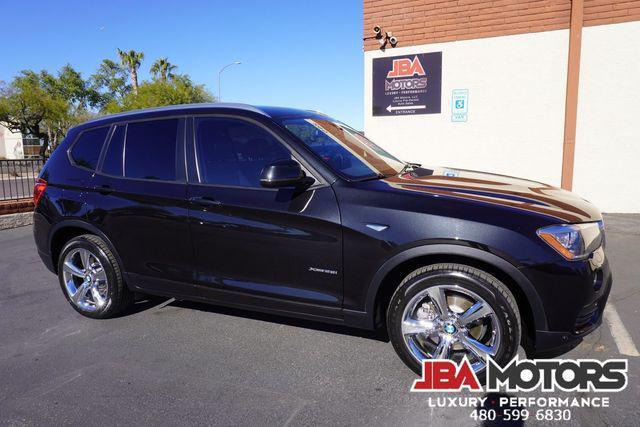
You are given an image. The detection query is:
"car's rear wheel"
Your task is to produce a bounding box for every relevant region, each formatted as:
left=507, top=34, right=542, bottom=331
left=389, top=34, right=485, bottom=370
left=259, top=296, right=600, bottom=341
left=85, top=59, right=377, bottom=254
left=57, top=234, right=132, bottom=318
left=387, top=263, right=521, bottom=379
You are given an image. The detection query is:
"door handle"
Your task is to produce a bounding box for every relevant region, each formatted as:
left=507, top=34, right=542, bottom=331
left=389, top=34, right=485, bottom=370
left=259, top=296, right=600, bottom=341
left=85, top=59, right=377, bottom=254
left=94, top=185, right=114, bottom=195
left=189, top=196, right=222, bottom=207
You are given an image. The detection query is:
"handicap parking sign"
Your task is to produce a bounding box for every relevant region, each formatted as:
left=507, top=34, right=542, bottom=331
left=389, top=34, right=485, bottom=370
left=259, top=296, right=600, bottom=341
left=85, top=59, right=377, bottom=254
left=451, top=89, right=468, bottom=122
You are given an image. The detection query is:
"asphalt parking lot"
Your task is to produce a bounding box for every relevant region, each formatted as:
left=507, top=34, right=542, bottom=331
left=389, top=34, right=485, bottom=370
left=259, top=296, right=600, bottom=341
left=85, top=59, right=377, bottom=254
left=1, top=215, right=639, bottom=426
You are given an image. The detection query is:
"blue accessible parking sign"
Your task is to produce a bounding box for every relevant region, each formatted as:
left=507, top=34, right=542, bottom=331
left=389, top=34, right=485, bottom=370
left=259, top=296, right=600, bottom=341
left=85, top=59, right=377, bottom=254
left=451, top=89, right=469, bottom=122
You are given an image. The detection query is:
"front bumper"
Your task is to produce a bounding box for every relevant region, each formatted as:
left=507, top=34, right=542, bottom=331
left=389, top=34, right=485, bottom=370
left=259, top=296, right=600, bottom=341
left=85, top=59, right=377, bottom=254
left=522, top=246, right=612, bottom=357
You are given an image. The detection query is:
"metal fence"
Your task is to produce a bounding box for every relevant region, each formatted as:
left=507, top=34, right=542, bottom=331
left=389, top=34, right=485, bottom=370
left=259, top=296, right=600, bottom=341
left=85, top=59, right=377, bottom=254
left=0, top=159, right=45, bottom=201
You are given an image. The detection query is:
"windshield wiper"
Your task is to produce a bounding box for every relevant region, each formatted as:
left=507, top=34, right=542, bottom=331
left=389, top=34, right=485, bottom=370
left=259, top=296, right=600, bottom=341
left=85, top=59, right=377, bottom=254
left=356, top=173, right=387, bottom=182
left=400, top=162, right=421, bottom=174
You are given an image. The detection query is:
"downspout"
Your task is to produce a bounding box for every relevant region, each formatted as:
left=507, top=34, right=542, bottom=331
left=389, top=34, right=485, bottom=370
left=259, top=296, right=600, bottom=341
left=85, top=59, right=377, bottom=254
left=561, top=0, right=584, bottom=190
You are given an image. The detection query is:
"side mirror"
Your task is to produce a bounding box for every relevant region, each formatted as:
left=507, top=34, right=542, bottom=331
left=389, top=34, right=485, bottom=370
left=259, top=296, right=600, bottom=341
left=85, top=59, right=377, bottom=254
left=260, top=159, right=313, bottom=188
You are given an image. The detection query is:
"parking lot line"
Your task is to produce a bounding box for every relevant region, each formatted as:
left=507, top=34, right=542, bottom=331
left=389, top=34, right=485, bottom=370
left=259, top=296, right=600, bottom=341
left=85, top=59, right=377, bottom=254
left=604, top=302, right=640, bottom=357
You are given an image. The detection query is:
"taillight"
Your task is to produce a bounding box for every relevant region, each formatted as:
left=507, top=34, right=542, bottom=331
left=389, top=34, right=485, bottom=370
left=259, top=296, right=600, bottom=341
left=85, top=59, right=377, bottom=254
left=33, top=178, right=47, bottom=206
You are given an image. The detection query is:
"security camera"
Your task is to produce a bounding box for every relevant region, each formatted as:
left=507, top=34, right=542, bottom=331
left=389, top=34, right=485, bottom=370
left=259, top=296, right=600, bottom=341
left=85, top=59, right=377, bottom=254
left=389, top=36, right=398, bottom=46
left=373, top=26, right=382, bottom=38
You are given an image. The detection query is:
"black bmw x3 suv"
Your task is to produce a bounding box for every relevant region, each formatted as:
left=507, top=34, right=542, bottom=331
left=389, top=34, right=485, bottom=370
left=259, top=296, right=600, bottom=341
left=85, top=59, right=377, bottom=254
left=33, top=103, right=611, bottom=375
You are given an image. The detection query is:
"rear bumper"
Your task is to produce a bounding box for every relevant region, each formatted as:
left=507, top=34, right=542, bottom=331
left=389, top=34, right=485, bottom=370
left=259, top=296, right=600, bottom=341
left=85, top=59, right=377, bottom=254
left=526, top=251, right=612, bottom=357
left=37, top=247, right=56, bottom=274
left=33, top=211, right=56, bottom=274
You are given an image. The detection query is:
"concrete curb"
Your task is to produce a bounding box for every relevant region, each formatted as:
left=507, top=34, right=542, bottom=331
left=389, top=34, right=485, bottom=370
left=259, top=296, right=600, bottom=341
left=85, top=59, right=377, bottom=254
left=0, top=212, right=33, bottom=230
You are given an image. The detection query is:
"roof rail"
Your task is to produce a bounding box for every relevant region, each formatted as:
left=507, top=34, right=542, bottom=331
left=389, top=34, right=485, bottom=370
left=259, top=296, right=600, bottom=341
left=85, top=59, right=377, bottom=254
left=80, top=103, right=268, bottom=126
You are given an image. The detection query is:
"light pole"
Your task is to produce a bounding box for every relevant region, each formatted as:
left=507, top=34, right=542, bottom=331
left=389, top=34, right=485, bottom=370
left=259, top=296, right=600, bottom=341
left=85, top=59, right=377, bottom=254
left=218, top=61, right=241, bottom=102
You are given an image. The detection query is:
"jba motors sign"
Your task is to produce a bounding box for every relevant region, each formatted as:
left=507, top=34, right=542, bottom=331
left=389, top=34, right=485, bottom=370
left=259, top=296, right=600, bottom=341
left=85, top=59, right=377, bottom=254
left=372, top=52, right=442, bottom=116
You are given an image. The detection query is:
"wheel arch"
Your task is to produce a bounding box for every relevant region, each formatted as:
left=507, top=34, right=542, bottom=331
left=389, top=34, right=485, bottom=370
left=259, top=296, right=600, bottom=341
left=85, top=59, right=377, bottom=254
left=365, top=244, right=547, bottom=348
left=49, top=220, right=125, bottom=277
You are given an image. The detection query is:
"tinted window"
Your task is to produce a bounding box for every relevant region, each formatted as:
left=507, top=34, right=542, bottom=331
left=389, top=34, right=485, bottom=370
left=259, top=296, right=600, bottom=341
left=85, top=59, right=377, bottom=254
left=279, top=118, right=404, bottom=180
left=195, top=118, right=291, bottom=187
left=102, top=125, right=125, bottom=176
left=70, top=127, right=110, bottom=170
left=124, top=119, right=179, bottom=181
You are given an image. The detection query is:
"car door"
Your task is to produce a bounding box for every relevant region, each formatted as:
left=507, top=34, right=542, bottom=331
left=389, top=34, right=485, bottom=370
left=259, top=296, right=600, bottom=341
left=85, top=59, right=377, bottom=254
left=187, top=115, right=343, bottom=315
left=86, top=117, right=193, bottom=291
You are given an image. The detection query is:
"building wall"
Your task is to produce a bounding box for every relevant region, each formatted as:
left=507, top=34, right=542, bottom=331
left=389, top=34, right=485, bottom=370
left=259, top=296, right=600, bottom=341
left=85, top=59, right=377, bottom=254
left=0, top=125, right=24, bottom=160
left=364, top=0, right=640, bottom=212
left=584, top=0, right=640, bottom=26
left=573, top=20, right=640, bottom=212
left=363, top=0, right=572, bottom=50
left=363, top=0, right=640, bottom=51
left=364, top=29, right=570, bottom=187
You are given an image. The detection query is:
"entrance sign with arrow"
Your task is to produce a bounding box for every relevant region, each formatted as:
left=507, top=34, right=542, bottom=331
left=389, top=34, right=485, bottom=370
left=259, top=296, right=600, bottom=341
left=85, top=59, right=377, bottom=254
left=386, top=105, right=426, bottom=112
left=372, top=52, right=442, bottom=117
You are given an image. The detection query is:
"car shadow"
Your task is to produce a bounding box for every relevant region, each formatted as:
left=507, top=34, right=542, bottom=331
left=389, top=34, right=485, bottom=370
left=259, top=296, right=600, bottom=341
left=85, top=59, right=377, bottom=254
left=110, top=294, right=172, bottom=318
left=162, top=298, right=389, bottom=342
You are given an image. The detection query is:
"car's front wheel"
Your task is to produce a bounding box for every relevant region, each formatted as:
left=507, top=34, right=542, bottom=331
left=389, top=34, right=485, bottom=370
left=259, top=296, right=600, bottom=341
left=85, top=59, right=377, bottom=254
left=57, top=234, right=132, bottom=318
left=387, top=263, right=521, bottom=378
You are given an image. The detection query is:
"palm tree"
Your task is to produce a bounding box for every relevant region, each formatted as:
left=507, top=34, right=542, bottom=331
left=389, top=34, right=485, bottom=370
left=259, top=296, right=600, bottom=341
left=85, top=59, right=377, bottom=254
left=150, top=58, right=177, bottom=82
left=117, top=49, right=144, bottom=94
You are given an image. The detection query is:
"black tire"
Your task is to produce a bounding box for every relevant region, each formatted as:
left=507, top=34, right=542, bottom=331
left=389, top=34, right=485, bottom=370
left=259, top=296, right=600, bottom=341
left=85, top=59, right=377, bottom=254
left=57, top=234, right=133, bottom=319
left=387, top=263, right=521, bottom=378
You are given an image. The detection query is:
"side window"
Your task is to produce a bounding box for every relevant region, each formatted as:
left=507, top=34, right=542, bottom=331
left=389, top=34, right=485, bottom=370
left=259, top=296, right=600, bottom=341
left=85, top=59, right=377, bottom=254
left=70, top=127, right=110, bottom=170
left=101, top=125, right=125, bottom=176
left=195, top=117, right=291, bottom=187
left=124, top=119, right=179, bottom=181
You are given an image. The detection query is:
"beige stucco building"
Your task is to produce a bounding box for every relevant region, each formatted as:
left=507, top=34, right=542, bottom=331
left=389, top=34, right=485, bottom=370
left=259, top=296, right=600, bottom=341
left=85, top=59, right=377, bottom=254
left=0, top=124, right=24, bottom=159
left=364, top=0, right=640, bottom=212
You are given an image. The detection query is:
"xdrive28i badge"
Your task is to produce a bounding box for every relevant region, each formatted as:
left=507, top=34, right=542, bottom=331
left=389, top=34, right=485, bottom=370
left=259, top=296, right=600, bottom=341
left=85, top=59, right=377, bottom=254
left=308, top=267, right=338, bottom=276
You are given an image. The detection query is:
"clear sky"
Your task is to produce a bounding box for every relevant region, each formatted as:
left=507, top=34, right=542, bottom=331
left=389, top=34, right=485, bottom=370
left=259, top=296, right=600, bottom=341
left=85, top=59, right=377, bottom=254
left=1, top=0, right=365, bottom=129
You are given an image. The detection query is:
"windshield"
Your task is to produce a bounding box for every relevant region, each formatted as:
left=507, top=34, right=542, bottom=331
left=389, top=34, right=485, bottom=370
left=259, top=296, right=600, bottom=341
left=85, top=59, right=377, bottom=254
left=278, top=117, right=405, bottom=180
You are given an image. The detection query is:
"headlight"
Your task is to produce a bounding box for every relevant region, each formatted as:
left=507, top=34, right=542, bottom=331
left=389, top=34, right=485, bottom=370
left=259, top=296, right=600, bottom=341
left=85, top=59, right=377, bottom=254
left=537, top=221, right=604, bottom=260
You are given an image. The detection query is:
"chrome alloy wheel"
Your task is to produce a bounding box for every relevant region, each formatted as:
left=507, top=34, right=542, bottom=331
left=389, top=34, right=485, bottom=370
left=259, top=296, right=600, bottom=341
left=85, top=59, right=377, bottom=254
left=401, top=284, right=502, bottom=372
left=62, top=248, right=109, bottom=312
